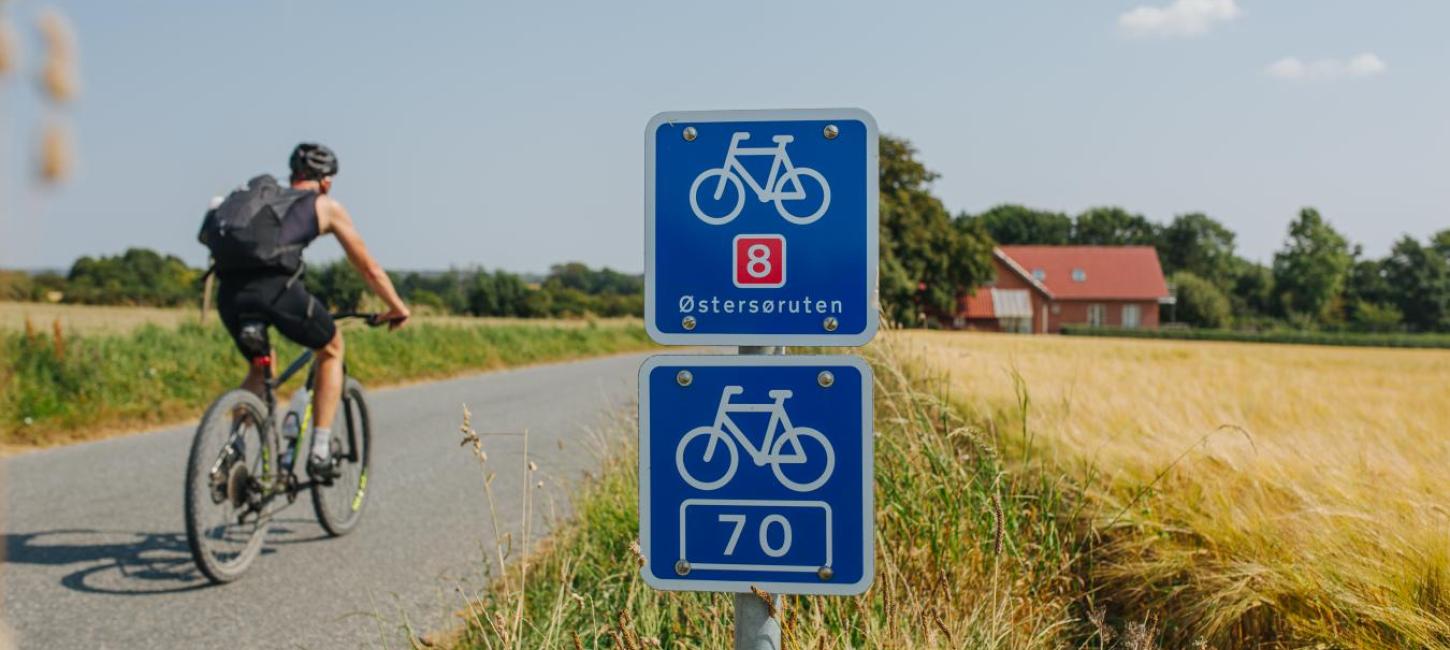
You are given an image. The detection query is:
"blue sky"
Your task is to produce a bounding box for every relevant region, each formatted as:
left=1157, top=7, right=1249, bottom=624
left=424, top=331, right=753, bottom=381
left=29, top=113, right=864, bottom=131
left=1, top=0, right=1445, bottom=273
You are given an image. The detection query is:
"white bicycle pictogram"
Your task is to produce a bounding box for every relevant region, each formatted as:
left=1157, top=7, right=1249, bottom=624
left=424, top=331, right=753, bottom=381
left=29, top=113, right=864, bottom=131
left=689, top=131, right=831, bottom=226
left=675, top=386, right=836, bottom=492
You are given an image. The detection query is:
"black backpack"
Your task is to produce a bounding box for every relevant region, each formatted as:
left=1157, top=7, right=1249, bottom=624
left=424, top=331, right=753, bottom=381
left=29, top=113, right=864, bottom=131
left=198, top=174, right=313, bottom=275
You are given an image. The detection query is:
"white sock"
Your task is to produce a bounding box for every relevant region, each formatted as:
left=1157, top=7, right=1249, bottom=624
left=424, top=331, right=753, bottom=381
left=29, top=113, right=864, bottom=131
left=310, top=427, right=332, bottom=460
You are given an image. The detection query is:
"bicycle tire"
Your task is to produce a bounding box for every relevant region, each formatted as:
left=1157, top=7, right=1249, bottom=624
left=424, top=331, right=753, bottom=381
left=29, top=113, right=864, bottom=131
left=688, top=168, right=746, bottom=225
left=675, top=426, right=738, bottom=491
left=184, top=389, right=274, bottom=583
left=311, top=378, right=372, bottom=536
left=768, top=426, right=835, bottom=492
left=773, top=167, right=830, bottom=225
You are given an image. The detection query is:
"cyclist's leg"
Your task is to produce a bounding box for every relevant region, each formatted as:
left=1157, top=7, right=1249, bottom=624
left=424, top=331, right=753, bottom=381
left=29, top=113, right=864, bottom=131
left=311, top=331, right=344, bottom=433
left=216, top=278, right=270, bottom=399
left=263, top=280, right=339, bottom=470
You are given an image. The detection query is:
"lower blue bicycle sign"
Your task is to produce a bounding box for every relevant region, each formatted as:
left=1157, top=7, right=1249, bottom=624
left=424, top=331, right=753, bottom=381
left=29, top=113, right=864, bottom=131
left=638, top=355, right=874, bottom=595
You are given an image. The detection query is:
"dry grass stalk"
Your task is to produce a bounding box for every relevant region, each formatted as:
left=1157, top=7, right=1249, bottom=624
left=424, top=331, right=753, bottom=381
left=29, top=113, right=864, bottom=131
left=36, top=8, right=78, bottom=103
left=0, top=17, right=17, bottom=76
left=37, top=121, right=72, bottom=184
left=50, top=318, right=63, bottom=359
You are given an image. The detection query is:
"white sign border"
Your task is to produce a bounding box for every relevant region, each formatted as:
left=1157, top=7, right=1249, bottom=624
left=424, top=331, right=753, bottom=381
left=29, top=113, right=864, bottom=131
left=644, top=108, right=880, bottom=347
left=638, top=353, right=875, bottom=595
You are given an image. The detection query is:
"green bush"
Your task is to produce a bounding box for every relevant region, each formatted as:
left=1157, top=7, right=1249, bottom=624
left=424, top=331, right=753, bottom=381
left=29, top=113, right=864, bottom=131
left=1169, top=271, right=1232, bottom=328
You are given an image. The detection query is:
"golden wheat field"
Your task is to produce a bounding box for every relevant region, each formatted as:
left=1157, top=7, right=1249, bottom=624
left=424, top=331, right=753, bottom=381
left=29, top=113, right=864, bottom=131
left=900, top=330, right=1450, bottom=647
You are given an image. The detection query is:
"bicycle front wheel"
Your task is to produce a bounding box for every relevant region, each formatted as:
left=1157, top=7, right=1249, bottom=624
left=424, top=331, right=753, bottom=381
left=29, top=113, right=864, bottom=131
left=773, top=167, right=830, bottom=225
left=311, top=378, right=372, bottom=536
left=184, top=389, right=275, bottom=583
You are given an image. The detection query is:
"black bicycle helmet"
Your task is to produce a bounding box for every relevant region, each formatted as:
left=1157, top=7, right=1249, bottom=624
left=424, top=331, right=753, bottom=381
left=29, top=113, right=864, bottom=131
left=289, top=143, right=339, bottom=181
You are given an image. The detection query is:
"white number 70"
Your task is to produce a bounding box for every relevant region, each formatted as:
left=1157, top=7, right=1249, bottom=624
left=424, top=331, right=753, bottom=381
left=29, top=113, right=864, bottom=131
left=718, top=513, right=792, bottom=557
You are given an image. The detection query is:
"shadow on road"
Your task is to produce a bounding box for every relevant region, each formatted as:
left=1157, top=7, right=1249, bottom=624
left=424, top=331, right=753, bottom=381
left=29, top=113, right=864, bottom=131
left=2, top=519, right=329, bottom=596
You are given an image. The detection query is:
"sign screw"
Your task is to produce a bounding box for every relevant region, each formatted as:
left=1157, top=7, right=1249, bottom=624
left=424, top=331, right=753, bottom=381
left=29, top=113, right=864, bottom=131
left=682, top=126, right=697, bottom=142
left=823, top=124, right=839, bottom=140
left=676, top=370, right=693, bottom=387
left=822, top=316, right=839, bottom=332
left=817, top=566, right=834, bottom=581
left=682, top=315, right=697, bottom=331
left=675, top=559, right=692, bottom=576
left=817, top=371, right=835, bottom=388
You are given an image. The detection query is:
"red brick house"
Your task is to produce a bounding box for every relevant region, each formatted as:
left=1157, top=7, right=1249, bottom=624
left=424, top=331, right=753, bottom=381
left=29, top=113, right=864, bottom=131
left=957, top=246, right=1173, bottom=333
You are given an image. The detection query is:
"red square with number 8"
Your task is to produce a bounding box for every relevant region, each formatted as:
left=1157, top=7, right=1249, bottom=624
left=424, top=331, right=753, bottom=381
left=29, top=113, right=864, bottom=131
left=733, top=234, right=786, bottom=289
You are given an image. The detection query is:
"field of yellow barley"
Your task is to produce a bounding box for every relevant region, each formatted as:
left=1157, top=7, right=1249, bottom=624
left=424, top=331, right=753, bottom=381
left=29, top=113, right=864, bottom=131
left=900, top=330, right=1450, bottom=647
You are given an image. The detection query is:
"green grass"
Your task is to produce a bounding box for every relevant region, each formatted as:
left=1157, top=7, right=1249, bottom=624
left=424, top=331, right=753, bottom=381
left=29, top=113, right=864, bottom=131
left=442, top=338, right=1129, bottom=649
left=0, top=319, right=653, bottom=446
left=1062, top=325, right=1450, bottom=349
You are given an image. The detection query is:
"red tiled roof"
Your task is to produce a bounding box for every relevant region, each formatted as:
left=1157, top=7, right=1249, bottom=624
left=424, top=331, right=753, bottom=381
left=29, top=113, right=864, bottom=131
left=962, top=289, right=995, bottom=318
left=997, top=246, right=1169, bottom=300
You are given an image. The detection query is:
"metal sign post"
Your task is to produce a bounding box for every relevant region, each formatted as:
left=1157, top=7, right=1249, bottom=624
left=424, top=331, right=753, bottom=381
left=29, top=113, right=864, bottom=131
left=641, top=108, right=878, bottom=650
left=736, top=345, right=783, bottom=650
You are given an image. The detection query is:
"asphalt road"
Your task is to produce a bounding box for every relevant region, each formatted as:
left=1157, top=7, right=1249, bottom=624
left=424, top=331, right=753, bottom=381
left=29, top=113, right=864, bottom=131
left=1, top=353, right=649, bottom=649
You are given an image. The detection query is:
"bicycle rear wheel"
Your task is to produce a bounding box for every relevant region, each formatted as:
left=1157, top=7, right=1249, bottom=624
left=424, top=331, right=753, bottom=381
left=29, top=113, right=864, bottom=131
left=311, top=378, right=372, bottom=536
left=184, top=389, right=275, bottom=583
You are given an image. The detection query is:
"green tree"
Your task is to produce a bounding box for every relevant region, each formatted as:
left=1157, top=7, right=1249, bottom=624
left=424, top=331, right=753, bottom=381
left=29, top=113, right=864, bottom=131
left=1343, top=256, right=1401, bottom=330
left=1157, top=213, right=1237, bottom=287
left=961, top=204, right=1072, bottom=245
left=1169, top=271, right=1232, bottom=329
left=304, top=259, right=367, bottom=311
left=1382, top=235, right=1450, bottom=332
left=1071, top=207, right=1159, bottom=246
left=65, top=247, right=199, bottom=306
left=878, top=136, right=994, bottom=326
left=1271, top=208, right=1352, bottom=323
left=1228, top=260, right=1275, bottom=318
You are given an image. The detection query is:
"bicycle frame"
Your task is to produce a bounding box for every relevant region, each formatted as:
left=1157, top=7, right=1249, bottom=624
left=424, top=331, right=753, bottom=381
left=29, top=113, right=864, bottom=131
left=713, top=132, right=806, bottom=202
left=235, top=312, right=376, bottom=508
left=704, top=387, right=806, bottom=466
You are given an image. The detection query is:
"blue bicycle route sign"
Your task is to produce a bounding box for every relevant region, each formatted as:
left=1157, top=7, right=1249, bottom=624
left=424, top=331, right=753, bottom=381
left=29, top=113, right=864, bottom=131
left=638, top=355, right=874, bottom=595
left=645, top=108, right=879, bottom=346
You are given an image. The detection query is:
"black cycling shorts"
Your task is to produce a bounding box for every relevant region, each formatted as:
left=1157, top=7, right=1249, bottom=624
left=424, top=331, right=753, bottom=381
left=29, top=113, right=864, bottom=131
left=217, top=273, right=337, bottom=358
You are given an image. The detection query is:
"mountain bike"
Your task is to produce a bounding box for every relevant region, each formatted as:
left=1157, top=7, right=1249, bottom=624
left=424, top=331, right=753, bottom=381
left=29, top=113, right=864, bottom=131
left=183, top=311, right=386, bottom=583
left=675, top=385, right=835, bottom=493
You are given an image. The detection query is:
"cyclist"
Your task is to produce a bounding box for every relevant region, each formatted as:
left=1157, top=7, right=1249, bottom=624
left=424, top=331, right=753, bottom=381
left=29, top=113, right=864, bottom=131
left=203, top=143, right=409, bottom=479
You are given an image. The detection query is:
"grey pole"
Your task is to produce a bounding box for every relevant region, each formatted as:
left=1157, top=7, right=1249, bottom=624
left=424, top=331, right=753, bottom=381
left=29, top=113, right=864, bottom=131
left=734, top=345, right=784, bottom=650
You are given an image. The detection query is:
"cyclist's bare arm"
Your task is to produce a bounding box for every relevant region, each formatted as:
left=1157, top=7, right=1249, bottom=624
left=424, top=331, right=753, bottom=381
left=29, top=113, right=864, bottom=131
left=316, top=195, right=410, bottom=328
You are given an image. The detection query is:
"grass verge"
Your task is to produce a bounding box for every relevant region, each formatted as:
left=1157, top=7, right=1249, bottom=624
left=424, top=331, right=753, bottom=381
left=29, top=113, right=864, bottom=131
left=440, top=335, right=1149, bottom=649
left=1, top=319, right=652, bottom=447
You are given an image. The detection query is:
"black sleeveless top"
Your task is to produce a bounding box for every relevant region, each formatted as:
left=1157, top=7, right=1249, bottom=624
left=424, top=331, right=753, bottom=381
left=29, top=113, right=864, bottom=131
left=278, top=191, right=321, bottom=251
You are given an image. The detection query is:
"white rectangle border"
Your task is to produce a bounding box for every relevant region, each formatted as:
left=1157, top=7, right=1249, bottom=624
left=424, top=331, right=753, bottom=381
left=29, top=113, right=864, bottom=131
left=638, top=353, right=875, bottom=595
left=644, top=108, right=880, bottom=347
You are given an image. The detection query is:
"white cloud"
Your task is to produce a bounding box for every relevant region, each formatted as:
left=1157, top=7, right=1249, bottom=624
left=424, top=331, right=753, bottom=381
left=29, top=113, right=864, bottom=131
left=1265, top=53, right=1387, bottom=81
left=1118, top=0, right=1241, bottom=38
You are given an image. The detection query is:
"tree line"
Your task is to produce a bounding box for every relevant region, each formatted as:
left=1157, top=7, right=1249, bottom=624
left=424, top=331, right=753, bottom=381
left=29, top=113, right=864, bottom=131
left=4, top=134, right=1443, bottom=332
left=0, top=249, right=643, bottom=319
left=876, top=137, right=1448, bottom=333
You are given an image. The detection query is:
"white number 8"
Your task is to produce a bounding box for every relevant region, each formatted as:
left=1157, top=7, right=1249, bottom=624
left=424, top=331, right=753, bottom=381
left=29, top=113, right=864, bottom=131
left=745, top=244, right=772, bottom=279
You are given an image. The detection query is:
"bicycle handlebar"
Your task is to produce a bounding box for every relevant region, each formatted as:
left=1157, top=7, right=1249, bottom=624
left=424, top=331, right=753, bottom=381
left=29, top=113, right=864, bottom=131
left=330, top=311, right=403, bottom=328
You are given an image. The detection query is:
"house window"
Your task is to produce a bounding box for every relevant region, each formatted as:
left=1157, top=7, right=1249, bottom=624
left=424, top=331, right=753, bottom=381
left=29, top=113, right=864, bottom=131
left=1071, top=268, right=1086, bottom=282
left=1087, top=304, right=1107, bottom=327
left=1031, top=268, right=1046, bottom=281
left=1122, top=304, right=1142, bottom=329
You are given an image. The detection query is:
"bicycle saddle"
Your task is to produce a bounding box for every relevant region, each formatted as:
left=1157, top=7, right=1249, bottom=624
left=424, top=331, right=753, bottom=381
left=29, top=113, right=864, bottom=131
left=237, top=319, right=270, bottom=360
left=771, top=135, right=794, bottom=144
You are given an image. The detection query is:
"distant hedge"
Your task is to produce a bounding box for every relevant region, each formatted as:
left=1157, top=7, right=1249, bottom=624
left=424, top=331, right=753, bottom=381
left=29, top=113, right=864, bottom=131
left=1061, top=326, right=1450, bottom=350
